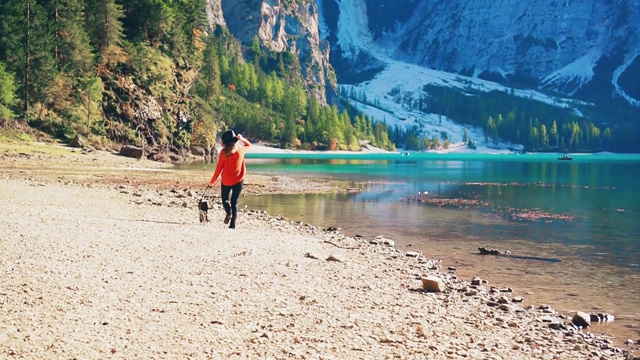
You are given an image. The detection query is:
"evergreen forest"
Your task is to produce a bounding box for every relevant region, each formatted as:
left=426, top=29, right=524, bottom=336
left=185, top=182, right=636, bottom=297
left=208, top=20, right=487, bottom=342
left=420, top=85, right=640, bottom=153
left=0, top=0, right=395, bottom=158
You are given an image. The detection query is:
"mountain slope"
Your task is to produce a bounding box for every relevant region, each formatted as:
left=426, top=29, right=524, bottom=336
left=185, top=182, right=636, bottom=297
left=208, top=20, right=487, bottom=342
left=320, top=0, right=640, bottom=107
left=207, top=0, right=337, bottom=104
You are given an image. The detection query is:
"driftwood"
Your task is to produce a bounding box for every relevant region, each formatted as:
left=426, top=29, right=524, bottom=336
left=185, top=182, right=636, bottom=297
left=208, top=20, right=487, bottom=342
left=324, top=240, right=359, bottom=250
left=478, top=246, right=561, bottom=263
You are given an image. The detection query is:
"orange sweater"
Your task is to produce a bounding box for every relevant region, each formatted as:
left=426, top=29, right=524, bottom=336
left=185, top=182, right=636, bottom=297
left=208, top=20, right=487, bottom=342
left=209, top=137, right=251, bottom=186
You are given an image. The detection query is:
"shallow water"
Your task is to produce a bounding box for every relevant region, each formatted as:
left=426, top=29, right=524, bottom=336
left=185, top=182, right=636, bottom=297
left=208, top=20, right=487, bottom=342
left=191, top=153, right=640, bottom=345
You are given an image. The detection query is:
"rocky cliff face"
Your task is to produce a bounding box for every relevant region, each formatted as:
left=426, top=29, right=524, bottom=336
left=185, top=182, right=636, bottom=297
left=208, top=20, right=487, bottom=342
left=319, top=0, right=640, bottom=106
left=206, top=0, right=337, bottom=104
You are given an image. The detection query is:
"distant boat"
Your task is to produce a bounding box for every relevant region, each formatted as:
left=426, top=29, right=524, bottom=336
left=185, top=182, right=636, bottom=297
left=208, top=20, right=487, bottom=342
left=558, top=154, right=573, bottom=161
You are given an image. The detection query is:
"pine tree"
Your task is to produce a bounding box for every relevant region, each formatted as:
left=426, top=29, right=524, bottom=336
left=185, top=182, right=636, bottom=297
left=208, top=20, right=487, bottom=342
left=48, top=0, right=94, bottom=76
left=78, top=76, right=103, bottom=131
left=540, top=124, right=548, bottom=149
left=486, top=116, right=498, bottom=145
left=1, top=0, right=56, bottom=114
left=0, top=62, right=17, bottom=121
left=550, top=120, right=559, bottom=148
left=195, top=33, right=221, bottom=104
left=86, top=0, right=124, bottom=54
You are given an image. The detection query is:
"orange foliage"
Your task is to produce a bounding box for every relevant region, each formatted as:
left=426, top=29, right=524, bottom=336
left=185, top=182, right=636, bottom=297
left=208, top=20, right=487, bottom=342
left=329, top=138, right=339, bottom=150
left=97, top=46, right=129, bottom=75
left=193, top=29, right=205, bottom=51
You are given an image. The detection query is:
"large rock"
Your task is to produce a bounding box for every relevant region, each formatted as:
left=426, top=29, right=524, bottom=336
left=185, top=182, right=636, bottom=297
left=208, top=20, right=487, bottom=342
left=69, top=134, right=87, bottom=148
left=205, top=0, right=226, bottom=27
left=421, top=275, right=445, bottom=292
left=571, top=311, right=591, bottom=328
left=119, top=145, right=144, bottom=159
left=190, top=145, right=206, bottom=156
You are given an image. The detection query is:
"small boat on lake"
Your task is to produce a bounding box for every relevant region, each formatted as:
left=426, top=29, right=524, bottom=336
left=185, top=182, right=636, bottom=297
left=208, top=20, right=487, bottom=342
left=558, top=154, right=573, bottom=161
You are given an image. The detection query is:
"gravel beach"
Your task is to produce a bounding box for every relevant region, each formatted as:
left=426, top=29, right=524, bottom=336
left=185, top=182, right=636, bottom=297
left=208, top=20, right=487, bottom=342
left=1, top=144, right=637, bottom=359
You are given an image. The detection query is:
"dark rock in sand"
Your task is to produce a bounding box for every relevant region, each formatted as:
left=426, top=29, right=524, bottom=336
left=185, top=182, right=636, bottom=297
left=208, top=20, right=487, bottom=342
left=120, top=145, right=144, bottom=159
left=190, top=145, right=206, bottom=156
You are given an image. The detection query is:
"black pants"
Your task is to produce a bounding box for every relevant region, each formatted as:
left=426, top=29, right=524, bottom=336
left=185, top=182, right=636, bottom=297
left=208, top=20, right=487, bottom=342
left=221, top=181, right=243, bottom=218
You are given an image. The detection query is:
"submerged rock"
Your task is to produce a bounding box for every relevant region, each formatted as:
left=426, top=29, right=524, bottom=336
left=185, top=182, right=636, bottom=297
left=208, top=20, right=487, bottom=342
left=590, top=313, right=615, bottom=323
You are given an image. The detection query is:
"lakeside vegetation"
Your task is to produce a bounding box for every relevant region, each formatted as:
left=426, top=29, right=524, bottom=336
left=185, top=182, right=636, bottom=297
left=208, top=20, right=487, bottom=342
left=419, top=85, right=636, bottom=153
left=0, top=0, right=395, bottom=156
left=343, top=82, right=640, bottom=153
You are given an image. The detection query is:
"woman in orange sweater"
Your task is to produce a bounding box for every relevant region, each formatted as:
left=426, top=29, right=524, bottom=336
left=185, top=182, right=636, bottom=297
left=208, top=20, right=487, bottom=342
left=208, top=129, right=251, bottom=229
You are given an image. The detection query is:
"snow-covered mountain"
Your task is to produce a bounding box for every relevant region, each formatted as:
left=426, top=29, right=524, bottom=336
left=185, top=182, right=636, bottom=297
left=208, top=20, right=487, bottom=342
left=319, top=0, right=640, bottom=107
left=207, top=0, right=639, bottom=152
left=311, top=0, right=639, bottom=151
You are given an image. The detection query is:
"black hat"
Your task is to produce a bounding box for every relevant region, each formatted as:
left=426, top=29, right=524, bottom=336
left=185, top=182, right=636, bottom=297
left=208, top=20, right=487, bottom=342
left=221, top=129, right=238, bottom=145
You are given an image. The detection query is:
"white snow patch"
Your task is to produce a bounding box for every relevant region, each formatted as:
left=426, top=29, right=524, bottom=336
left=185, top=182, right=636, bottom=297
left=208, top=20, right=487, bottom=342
left=541, top=50, right=600, bottom=94
left=334, top=0, right=373, bottom=59
left=612, top=52, right=640, bottom=107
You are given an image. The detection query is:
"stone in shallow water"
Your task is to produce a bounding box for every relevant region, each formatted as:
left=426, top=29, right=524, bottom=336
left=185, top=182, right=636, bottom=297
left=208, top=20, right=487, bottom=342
left=590, top=313, right=615, bottom=323
left=571, top=311, right=591, bottom=328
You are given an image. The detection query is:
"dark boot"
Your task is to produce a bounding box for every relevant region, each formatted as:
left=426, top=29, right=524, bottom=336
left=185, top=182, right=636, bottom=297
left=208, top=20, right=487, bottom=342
left=229, top=217, right=236, bottom=229
left=223, top=212, right=231, bottom=224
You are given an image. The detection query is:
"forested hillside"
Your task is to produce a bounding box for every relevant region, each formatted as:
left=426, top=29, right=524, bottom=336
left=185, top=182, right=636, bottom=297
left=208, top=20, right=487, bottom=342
left=0, top=0, right=395, bottom=161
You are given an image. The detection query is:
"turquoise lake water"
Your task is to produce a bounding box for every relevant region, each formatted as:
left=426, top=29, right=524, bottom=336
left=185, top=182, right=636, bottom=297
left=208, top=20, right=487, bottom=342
left=188, top=152, right=640, bottom=344
left=244, top=152, right=640, bottom=267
